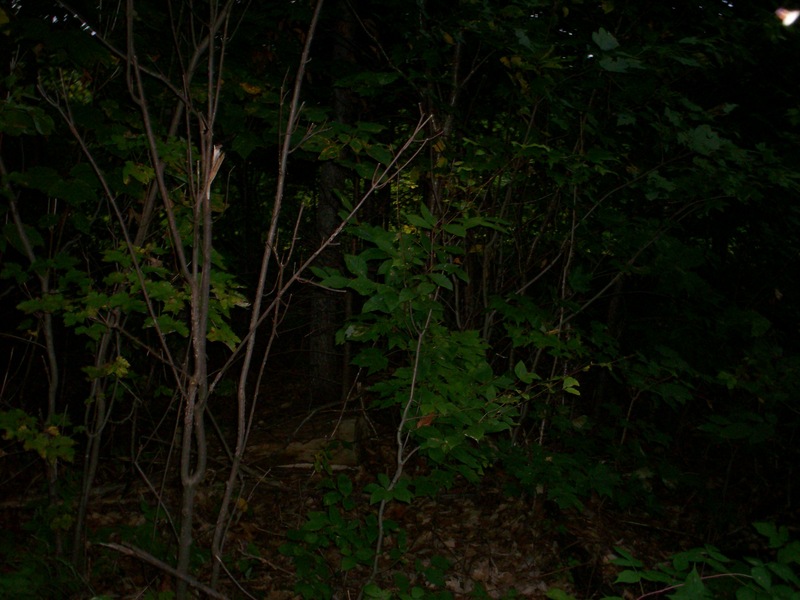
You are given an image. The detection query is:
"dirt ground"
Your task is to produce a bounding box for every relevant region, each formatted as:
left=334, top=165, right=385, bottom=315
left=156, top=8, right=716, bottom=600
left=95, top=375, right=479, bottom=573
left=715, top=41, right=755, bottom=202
left=0, top=396, right=780, bottom=599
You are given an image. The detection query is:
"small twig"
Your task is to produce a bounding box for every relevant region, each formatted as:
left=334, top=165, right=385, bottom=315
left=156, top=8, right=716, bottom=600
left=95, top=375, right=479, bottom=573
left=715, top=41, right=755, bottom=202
left=252, top=557, right=295, bottom=576
left=635, top=572, right=753, bottom=599
left=97, top=542, right=228, bottom=599
left=291, top=400, right=346, bottom=439
left=274, top=463, right=353, bottom=470
left=215, top=554, right=258, bottom=600
left=131, top=459, right=179, bottom=542
left=361, top=304, right=436, bottom=597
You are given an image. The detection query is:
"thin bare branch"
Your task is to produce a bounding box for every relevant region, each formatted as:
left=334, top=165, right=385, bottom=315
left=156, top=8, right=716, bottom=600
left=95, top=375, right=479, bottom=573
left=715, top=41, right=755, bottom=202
left=98, top=543, right=228, bottom=599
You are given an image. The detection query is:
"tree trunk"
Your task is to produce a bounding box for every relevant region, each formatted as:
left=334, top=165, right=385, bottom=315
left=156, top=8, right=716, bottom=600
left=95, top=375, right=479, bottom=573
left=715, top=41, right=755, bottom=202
left=308, top=0, right=357, bottom=402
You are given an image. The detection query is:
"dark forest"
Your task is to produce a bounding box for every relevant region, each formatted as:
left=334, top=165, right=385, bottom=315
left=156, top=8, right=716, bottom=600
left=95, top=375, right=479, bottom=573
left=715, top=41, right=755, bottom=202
left=1, top=1, right=800, bottom=598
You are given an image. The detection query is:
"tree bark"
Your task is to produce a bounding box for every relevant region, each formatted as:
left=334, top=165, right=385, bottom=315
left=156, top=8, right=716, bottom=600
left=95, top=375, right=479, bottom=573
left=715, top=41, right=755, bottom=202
left=309, top=0, right=358, bottom=401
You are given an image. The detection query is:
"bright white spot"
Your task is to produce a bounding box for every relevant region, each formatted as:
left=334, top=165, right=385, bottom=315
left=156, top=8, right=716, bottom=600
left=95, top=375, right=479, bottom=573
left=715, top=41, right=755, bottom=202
left=776, top=8, right=800, bottom=26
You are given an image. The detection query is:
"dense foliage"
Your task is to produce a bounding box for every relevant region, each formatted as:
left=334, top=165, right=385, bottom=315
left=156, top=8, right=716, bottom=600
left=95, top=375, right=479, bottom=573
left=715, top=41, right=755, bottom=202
left=1, top=1, right=799, bottom=598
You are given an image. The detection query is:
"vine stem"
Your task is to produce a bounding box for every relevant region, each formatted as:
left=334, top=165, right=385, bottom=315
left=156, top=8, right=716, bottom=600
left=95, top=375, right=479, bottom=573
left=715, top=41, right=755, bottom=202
left=361, top=300, right=437, bottom=597
left=635, top=572, right=754, bottom=599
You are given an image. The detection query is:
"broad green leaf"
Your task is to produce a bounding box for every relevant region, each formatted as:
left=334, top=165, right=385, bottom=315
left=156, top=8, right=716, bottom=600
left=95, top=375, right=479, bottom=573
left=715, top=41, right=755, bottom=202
left=767, top=562, right=800, bottom=586
left=599, top=56, right=643, bottom=72
left=392, top=486, right=413, bottom=503
left=362, top=582, right=391, bottom=599
left=208, top=322, right=241, bottom=350
left=546, top=589, right=578, bottom=600
left=750, top=565, right=772, bottom=590
left=514, top=28, right=533, bottom=49
left=232, top=130, right=261, bottom=159
left=336, top=473, right=353, bottom=496
left=321, top=274, right=352, bottom=289
left=429, top=272, right=453, bottom=290
left=352, top=348, right=388, bottom=375
left=367, top=144, right=393, bottom=166
left=735, top=588, right=757, bottom=600
left=592, top=28, right=620, bottom=51
left=443, top=223, right=467, bottom=237
left=670, top=568, right=708, bottom=599
left=613, top=570, right=641, bottom=584
left=149, top=314, right=189, bottom=337
left=344, top=253, right=368, bottom=277
left=754, top=522, right=789, bottom=548
left=562, top=376, right=581, bottom=395
left=681, top=125, right=721, bottom=156
left=418, top=203, right=437, bottom=228
left=319, top=143, right=341, bottom=160
left=407, top=213, right=433, bottom=230
left=122, top=161, right=155, bottom=185
left=303, top=511, right=329, bottom=531
left=777, top=540, right=800, bottom=565
left=356, top=121, right=386, bottom=133
left=611, top=547, right=644, bottom=568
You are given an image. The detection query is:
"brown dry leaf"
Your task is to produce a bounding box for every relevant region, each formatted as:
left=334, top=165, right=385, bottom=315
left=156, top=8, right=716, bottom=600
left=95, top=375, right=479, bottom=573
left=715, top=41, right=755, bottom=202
left=416, top=412, right=436, bottom=428
left=470, top=558, right=490, bottom=582
left=445, top=575, right=467, bottom=594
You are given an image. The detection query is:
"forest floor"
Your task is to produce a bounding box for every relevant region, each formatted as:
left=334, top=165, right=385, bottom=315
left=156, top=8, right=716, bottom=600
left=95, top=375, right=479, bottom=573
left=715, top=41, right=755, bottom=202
left=0, top=393, right=785, bottom=599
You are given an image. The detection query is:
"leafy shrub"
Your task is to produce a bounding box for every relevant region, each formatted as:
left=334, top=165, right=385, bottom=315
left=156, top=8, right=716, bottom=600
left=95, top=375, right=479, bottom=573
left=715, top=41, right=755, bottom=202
left=0, top=409, right=75, bottom=464
left=605, top=522, right=800, bottom=599
left=280, top=474, right=379, bottom=599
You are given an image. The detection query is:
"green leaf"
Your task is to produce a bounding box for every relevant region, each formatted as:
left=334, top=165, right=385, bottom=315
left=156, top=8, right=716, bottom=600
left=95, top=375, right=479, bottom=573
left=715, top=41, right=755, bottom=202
left=367, top=485, right=392, bottom=504
left=750, top=565, right=772, bottom=591
left=367, top=144, right=393, bottom=166
left=8, top=165, right=61, bottom=192
left=319, top=143, right=341, bottom=160
left=754, top=522, right=789, bottom=548
left=546, top=589, right=578, bottom=600
left=303, top=511, right=330, bottom=531
left=681, top=125, right=721, bottom=156
left=418, top=203, right=436, bottom=226
left=334, top=71, right=400, bottom=96
left=362, top=583, right=391, bottom=599
left=336, top=474, right=353, bottom=497
left=443, top=223, right=467, bottom=237
left=5, top=222, right=44, bottom=255
left=670, top=568, right=708, bottom=599
left=150, top=314, right=189, bottom=337
left=599, top=56, right=642, bottom=73
left=322, top=490, right=342, bottom=506
left=122, top=161, right=155, bottom=185
left=778, top=540, right=800, bottom=565
left=353, top=161, right=377, bottom=179
left=735, top=588, right=758, bottom=600
left=353, top=348, right=389, bottom=375
left=429, top=272, right=453, bottom=290
left=344, top=253, right=368, bottom=277
left=232, top=130, right=262, bottom=159
left=393, top=486, right=413, bottom=503
left=613, top=570, right=642, bottom=584
left=407, top=213, right=433, bottom=230
left=592, top=28, right=620, bottom=51
left=767, top=562, right=800, bottom=586
left=362, top=287, right=401, bottom=313
left=357, top=121, right=386, bottom=133
left=612, top=547, right=644, bottom=568
left=323, top=274, right=352, bottom=289
left=562, top=376, right=581, bottom=395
